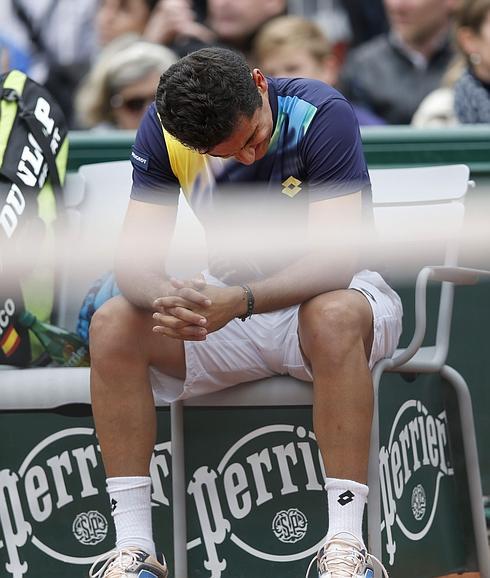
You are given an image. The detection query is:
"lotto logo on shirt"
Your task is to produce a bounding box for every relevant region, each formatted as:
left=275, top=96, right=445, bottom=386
left=281, top=176, right=302, bottom=198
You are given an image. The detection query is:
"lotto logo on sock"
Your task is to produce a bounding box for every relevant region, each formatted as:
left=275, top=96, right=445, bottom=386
left=111, top=498, right=118, bottom=512
left=337, top=490, right=354, bottom=506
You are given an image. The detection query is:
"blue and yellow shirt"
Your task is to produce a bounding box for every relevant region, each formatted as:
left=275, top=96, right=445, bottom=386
left=130, top=77, right=370, bottom=219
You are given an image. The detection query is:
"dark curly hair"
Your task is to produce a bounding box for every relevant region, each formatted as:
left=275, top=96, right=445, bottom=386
left=156, top=47, right=262, bottom=151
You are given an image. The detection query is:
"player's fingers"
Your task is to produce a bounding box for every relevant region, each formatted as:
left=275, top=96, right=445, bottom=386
left=191, top=274, right=206, bottom=289
left=175, top=286, right=211, bottom=305
left=153, top=295, right=196, bottom=310
left=152, top=312, right=188, bottom=329
left=152, top=323, right=207, bottom=340
left=169, top=277, right=186, bottom=289
left=170, top=275, right=206, bottom=291
left=165, top=306, right=207, bottom=326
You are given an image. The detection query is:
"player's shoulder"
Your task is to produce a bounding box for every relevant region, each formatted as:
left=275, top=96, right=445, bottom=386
left=134, top=102, right=167, bottom=152
left=138, top=102, right=162, bottom=134
left=268, top=76, right=347, bottom=108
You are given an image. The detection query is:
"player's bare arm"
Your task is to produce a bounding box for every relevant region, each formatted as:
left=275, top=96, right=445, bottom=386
left=248, top=189, right=363, bottom=313
left=115, top=198, right=210, bottom=322
left=152, top=191, right=363, bottom=339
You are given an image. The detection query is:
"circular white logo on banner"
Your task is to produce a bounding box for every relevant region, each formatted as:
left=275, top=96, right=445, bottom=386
left=73, top=511, right=108, bottom=545
left=411, top=484, right=427, bottom=521
left=272, top=508, right=308, bottom=543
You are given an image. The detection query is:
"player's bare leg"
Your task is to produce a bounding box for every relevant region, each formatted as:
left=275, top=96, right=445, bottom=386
left=299, top=289, right=373, bottom=483
left=88, top=295, right=187, bottom=578
left=299, top=290, right=387, bottom=578
left=89, top=295, right=186, bottom=476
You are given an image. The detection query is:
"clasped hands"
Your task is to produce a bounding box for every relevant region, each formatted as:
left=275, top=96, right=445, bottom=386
left=152, top=275, right=244, bottom=341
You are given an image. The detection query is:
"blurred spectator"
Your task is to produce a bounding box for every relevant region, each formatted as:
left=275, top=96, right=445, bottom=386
left=0, top=0, right=98, bottom=126
left=253, top=15, right=385, bottom=125
left=413, top=0, right=490, bottom=126
left=453, top=0, right=490, bottom=122
left=0, top=34, right=31, bottom=73
left=285, top=0, right=352, bottom=63
left=142, top=0, right=216, bottom=56
left=206, top=0, right=287, bottom=62
left=138, top=0, right=288, bottom=63
left=339, top=0, right=457, bottom=124
left=97, top=0, right=161, bottom=46
left=96, top=0, right=212, bottom=58
left=75, top=38, right=177, bottom=130
left=340, top=0, right=388, bottom=47
left=411, top=57, right=463, bottom=126
left=254, top=15, right=339, bottom=84
left=144, top=0, right=287, bottom=62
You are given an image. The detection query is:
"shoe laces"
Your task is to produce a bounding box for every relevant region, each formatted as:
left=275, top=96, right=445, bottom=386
left=89, top=548, right=147, bottom=578
left=305, top=532, right=389, bottom=578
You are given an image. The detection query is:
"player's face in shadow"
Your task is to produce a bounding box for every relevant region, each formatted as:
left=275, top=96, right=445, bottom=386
left=207, top=71, right=274, bottom=165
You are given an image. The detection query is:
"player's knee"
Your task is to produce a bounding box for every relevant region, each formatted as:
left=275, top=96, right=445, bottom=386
left=299, top=293, right=364, bottom=361
left=89, top=296, right=141, bottom=363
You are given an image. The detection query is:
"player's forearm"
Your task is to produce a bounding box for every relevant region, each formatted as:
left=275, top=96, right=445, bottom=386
left=246, top=249, right=358, bottom=314
left=115, top=263, right=171, bottom=310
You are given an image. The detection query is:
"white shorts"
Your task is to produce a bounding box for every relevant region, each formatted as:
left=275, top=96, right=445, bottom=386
left=150, top=270, right=403, bottom=404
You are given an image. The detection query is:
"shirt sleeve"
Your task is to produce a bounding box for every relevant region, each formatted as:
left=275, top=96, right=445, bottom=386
left=130, top=103, right=180, bottom=205
left=300, top=97, right=370, bottom=202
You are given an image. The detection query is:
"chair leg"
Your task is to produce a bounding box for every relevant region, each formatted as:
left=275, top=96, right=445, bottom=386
left=367, top=361, right=385, bottom=562
left=171, top=400, right=188, bottom=578
left=441, top=365, right=490, bottom=578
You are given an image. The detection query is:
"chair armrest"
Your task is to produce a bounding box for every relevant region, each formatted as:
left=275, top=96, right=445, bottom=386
left=390, top=267, right=432, bottom=367
left=429, top=266, right=490, bottom=285
left=390, top=265, right=490, bottom=368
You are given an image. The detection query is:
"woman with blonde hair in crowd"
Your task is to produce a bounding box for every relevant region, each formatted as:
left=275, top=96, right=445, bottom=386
left=253, top=14, right=385, bottom=125
left=75, top=37, right=177, bottom=130
left=454, top=0, right=490, bottom=122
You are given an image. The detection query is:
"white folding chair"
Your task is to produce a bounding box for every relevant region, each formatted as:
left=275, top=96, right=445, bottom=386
left=366, top=164, right=490, bottom=577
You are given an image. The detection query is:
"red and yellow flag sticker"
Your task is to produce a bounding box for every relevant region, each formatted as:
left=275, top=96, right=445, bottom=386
left=0, top=325, right=21, bottom=357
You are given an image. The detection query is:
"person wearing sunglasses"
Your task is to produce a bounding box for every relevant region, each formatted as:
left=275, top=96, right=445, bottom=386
left=75, top=36, right=177, bottom=130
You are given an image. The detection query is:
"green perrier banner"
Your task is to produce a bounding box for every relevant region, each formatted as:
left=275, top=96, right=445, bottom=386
left=0, top=407, right=173, bottom=578
left=376, top=372, right=476, bottom=577
left=0, top=374, right=477, bottom=578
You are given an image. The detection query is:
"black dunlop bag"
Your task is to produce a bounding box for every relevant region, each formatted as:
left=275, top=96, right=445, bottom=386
left=0, top=69, right=68, bottom=366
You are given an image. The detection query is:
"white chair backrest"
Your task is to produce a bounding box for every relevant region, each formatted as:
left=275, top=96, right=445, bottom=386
left=369, top=164, right=469, bottom=204
left=58, top=160, right=207, bottom=331
left=368, top=165, right=470, bottom=275
left=57, top=161, right=133, bottom=330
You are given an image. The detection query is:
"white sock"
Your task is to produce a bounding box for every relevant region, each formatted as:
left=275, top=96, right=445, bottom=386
left=107, top=476, right=156, bottom=556
left=325, top=477, right=368, bottom=544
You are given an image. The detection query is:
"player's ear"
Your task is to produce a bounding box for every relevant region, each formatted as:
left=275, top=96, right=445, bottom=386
left=252, top=69, right=268, bottom=94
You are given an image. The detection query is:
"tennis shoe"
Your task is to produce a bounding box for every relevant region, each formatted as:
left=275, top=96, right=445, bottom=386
left=306, top=532, right=388, bottom=578
left=88, top=547, right=168, bottom=578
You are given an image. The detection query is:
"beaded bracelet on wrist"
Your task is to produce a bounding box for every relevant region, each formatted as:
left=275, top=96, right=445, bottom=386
left=237, top=284, right=255, bottom=322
